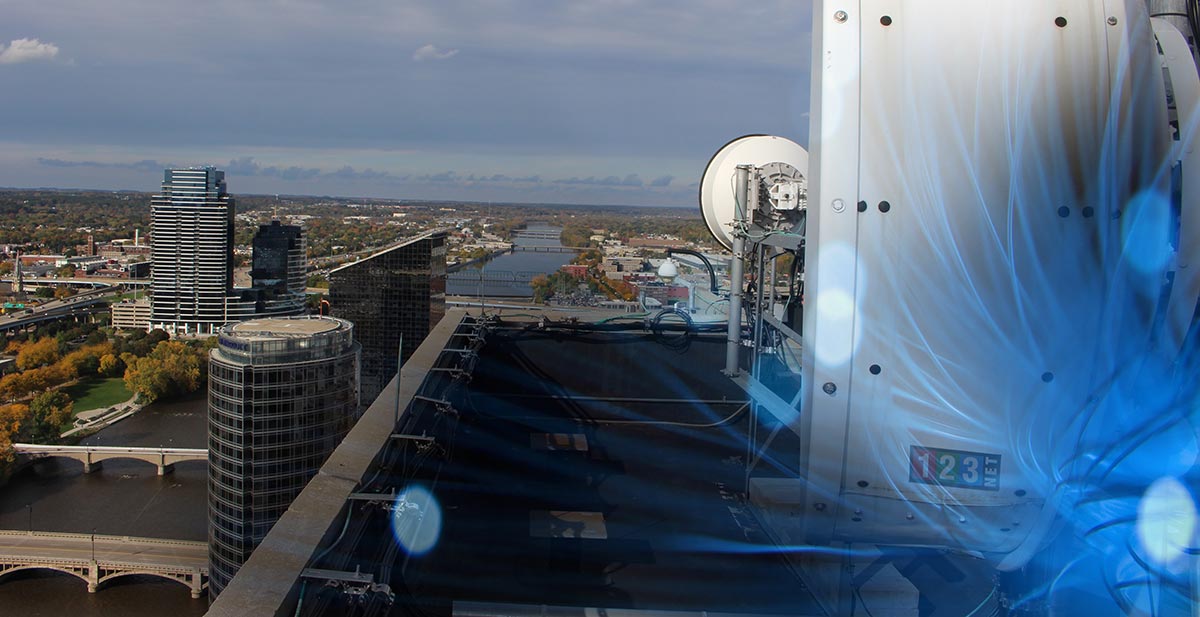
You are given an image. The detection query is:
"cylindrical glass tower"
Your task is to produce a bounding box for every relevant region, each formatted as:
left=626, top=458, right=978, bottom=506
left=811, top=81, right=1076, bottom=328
left=207, top=316, right=360, bottom=597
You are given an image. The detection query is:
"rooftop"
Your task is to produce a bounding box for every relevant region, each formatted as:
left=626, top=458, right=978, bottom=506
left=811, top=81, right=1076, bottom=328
left=228, top=316, right=345, bottom=339
left=208, top=310, right=829, bottom=616
left=328, top=229, right=447, bottom=275
left=209, top=309, right=999, bottom=617
left=215, top=316, right=357, bottom=365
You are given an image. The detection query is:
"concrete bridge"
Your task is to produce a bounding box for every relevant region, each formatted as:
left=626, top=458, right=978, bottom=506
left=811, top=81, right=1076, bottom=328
left=12, top=443, right=208, bottom=475
left=510, top=245, right=587, bottom=253
left=0, top=530, right=207, bottom=598
left=512, top=229, right=562, bottom=240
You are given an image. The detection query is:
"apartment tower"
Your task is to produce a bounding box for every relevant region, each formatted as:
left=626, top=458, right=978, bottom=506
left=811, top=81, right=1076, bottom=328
left=207, top=316, right=361, bottom=596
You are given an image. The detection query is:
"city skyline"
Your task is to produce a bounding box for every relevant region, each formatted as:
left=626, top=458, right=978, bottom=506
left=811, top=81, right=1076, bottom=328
left=0, top=1, right=813, bottom=207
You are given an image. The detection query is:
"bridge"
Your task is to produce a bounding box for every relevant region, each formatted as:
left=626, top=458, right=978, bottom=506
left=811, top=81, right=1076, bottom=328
left=510, top=245, right=587, bottom=253
left=19, top=278, right=134, bottom=289
left=0, top=289, right=121, bottom=334
left=512, top=229, right=562, bottom=240
left=0, top=530, right=207, bottom=598
left=446, top=269, right=544, bottom=297
left=12, top=443, right=208, bottom=476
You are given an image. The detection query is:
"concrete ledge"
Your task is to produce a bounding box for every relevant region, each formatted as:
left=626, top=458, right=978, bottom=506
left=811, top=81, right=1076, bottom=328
left=206, top=309, right=471, bottom=617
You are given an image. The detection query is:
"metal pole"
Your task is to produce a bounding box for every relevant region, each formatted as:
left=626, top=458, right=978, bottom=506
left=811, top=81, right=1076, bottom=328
left=26, top=503, right=31, bottom=533
left=725, top=165, right=752, bottom=377
left=1147, top=0, right=1194, bottom=40
left=753, top=244, right=767, bottom=381
left=91, top=528, right=96, bottom=561
left=393, top=334, right=404, bottom=429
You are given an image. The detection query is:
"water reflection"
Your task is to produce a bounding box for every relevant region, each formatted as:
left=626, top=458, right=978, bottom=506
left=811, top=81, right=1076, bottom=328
left=0, top=393, right=210, bottom=615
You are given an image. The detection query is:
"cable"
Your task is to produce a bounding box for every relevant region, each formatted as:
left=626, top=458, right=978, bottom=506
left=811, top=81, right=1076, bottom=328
left=852, top=586, right=877, bottom=617
left=1187, top=0, right=1200, bottom=54
left=594, top=312, right=651, bottom=324
left=962, top=587, right=998, bottom=617
left=583, top=401, right=750, bottom=427
left=311, top=503, right=355, bottom=565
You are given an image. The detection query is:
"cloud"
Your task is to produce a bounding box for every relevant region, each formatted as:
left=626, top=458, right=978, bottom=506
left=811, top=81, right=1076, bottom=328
left=28, top=155, right=695, bottom=205
left=37, top=158, right=169, bottom=172
left=554, top=174, right=643, bottom=188
left=412, top=44, right=458, bottom=62
left=0, top=38, right=60, bottom=64
left=224, top=157, right=319, bottom=180
left=462, top=173, right=542, bottom=184
left=225, top=156, right=261, bottom=175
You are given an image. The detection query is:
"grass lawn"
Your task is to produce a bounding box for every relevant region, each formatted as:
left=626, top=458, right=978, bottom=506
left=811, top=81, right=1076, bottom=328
left=62, top=377, right=134, bottom=412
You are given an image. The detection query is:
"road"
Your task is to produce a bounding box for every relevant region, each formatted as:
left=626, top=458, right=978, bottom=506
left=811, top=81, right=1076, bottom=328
left=0, top=288, right=120, bottom=331
left=0, top=530, right=207, bottom=570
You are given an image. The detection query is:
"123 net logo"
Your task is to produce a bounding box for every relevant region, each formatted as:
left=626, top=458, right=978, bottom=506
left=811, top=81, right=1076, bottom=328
left=909, top=446, right=1001, bottom=491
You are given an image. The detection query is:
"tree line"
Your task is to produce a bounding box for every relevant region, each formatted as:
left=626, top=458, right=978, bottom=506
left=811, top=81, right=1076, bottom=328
left=0, top=326, right=214, bottom=479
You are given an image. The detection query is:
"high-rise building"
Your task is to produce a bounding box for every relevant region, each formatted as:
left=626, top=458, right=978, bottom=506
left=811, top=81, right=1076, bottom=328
left=329, top=230, right=446, bottom=405
left=207, top=316, right=361, bottom=597
left=150, top=167, right=254, bottom=334
left=249, top=221, right=306, bottom=316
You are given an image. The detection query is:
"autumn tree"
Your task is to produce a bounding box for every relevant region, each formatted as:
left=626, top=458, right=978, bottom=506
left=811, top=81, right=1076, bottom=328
left=123, top=340, right=203, bottom=403
left=0, top=403, right=29, bottom=476
left=61, top=342, right=113, bottom=377
left=610, top=279, right=636, bottom=302
left=98, top=353, right=123, bottom=377
left=16, top=337, right=60, bottom=370
left=0, top=363, right=72, bottom=401
left=53, top=286, right=74, bottom=300
left=25, top=390, right=72, bottom=443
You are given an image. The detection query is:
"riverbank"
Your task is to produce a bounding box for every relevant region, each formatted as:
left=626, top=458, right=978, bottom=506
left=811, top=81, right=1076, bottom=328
left=60, top=393, right=140, bottom=438
left=447, top=246, right=512, bottom=273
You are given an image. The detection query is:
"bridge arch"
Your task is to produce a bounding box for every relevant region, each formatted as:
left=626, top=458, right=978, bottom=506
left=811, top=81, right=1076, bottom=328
left=97, top=569, right=196, bottom=592
left=0, top=563, right=89, bottom=586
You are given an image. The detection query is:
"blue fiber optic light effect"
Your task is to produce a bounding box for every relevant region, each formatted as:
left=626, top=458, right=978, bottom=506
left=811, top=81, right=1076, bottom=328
left=1121, top=190, right=1175, bottom=275
left=1137, top=477, right=1196, bottom=569
left=788, top=11, right=1200, bottom=613
left=391, top=484, right=442, bottom=556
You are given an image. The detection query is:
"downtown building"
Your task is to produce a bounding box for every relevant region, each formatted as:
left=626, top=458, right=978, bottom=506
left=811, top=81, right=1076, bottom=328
left=150, top=167, right=255, bottom=334
left=249, top=220, right=307, bottom=317
left=329, top=230, right=446, bottom=405
left=207, top=316, right=361, bottom=597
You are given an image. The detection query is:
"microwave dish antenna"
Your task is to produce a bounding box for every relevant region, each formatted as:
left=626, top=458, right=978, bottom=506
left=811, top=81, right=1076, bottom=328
left=698, top=134, right=809, bottom=251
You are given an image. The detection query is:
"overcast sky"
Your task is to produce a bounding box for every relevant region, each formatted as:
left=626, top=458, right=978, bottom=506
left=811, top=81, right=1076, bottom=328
left=0, top=1, right=812, bottom=206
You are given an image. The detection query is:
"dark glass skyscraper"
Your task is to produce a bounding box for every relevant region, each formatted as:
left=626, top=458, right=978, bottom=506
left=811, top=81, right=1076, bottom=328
left=250, top=221, right=306, bottom=316
left=329, top=230, right=446, bottom=405
left=208, top=316, right=360, bottom=597
left=150, top=167, right=254, bottom=334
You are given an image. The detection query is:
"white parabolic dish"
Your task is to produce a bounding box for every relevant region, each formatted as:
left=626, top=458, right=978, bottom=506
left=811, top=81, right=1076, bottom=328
left=698, top=135, right=809, bottom=251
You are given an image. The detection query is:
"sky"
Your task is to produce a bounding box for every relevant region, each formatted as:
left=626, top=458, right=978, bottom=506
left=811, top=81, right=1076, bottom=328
left=0, top=1, right=813, bottom=207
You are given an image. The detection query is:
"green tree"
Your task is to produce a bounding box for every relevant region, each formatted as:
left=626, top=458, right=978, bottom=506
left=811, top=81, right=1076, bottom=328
left=123, top=340, right=203, bottom=403
left=26, top=390, right=72, bottom=443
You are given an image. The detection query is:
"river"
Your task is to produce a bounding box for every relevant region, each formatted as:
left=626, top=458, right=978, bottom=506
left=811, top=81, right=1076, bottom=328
left=0, top=393, right=210, bottom=617
left=0, top=226, right=576, bottom=615
left=446, top=224, right=578, bottom=297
